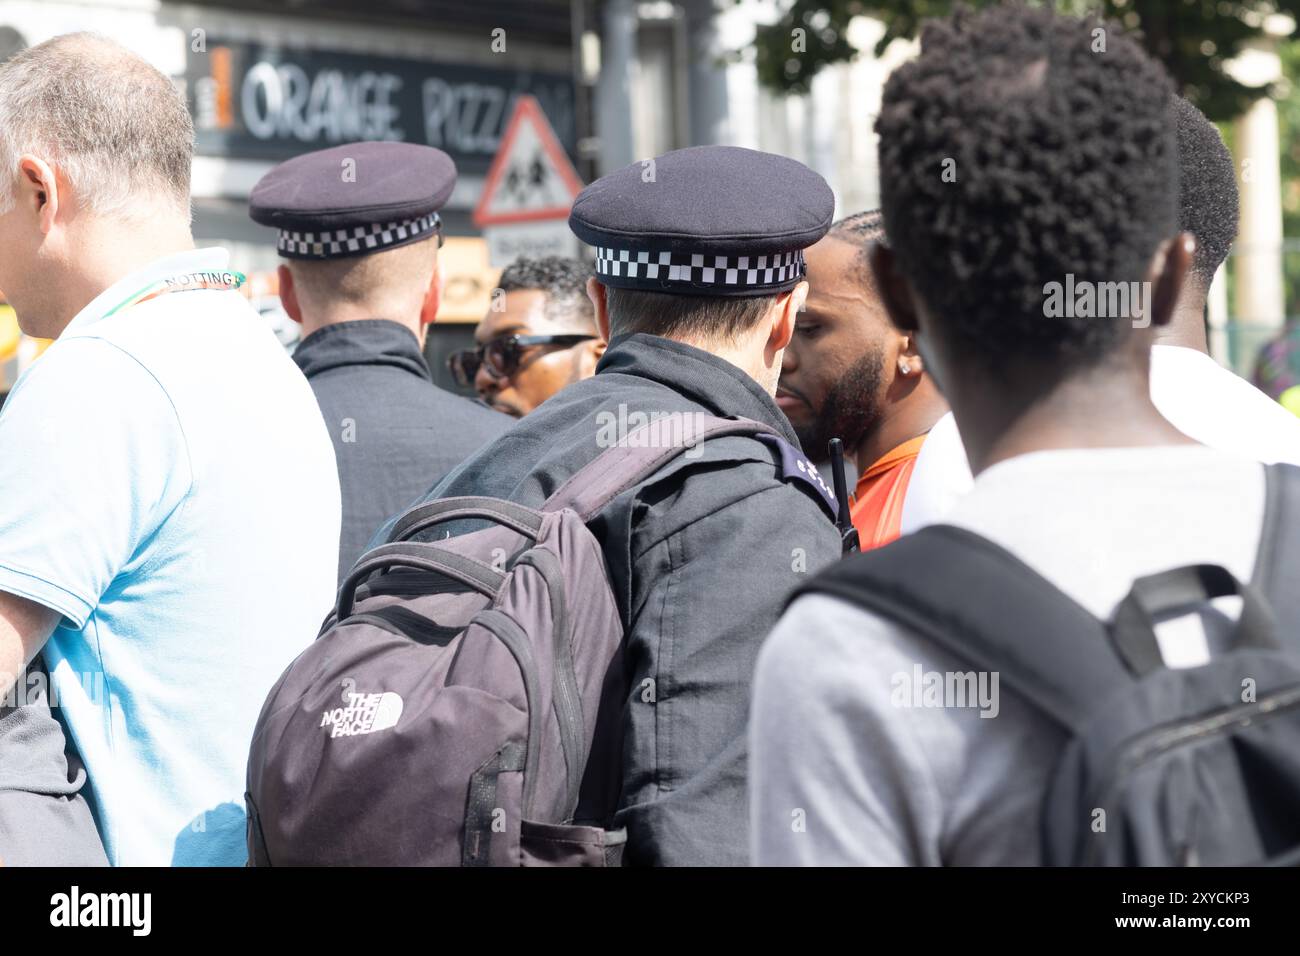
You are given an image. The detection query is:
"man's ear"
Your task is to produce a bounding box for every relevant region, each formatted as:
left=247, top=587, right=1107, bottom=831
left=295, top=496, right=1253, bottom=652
left=277, top=264, right=303, bottom=325
left=1147, top=231, right=1194, bottom=330
left=575, top=337, right=605, bottom=379
left=870, top=243, right=919, bottom=334
left=768, top=281, right=804, bottom=355
left=18, top=155, right=59, bottom=234
left=419, top=256, right=441, bottom=325
left=899, top=333, right=924, bottom=372
left=587, top=277, right=611, bottom=343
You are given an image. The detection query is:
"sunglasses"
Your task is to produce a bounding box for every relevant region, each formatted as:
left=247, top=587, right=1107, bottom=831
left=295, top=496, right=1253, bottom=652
left=447, top=334, right=598, bottom=388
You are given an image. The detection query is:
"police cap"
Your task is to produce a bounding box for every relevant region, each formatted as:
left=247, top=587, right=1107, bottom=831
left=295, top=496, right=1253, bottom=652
left=568, top=145, right=834, bottom=297
left=249, top=141, right=455, bottom=260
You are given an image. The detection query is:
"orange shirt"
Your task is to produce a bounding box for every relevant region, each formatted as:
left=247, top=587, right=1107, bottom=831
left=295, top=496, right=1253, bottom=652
left=850, top=435, right=927, bottom=550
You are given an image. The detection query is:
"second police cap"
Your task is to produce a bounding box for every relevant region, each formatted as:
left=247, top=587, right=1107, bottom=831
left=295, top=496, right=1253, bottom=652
left=249, top=141, right=456, bottom=260
left=568, top=145, right=835, bottom=297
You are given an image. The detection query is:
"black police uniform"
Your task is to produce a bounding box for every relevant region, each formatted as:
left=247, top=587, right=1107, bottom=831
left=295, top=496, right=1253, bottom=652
left=292, top=319, right=509, bottom=583
left=385, top=145, right=842, bottom=865
left=250, top=141, right=511, bottom=583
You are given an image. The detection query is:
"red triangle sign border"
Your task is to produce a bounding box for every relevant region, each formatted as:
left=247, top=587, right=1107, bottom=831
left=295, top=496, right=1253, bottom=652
left=472, top=94, right=584, bottom=228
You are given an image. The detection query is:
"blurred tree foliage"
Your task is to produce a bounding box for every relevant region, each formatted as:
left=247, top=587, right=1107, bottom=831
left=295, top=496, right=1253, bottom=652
left=1273, top=39, right=1300, bottom=317
left=1279, top=40, right=1300, bottom=238
left=751, top=0, right=1300, bottom=121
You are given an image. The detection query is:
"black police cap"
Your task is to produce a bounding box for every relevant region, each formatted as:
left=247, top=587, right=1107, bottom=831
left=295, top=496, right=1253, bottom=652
left=568, top=145, right=834, bottom=297
left=249, top=141, right=456, bottom=260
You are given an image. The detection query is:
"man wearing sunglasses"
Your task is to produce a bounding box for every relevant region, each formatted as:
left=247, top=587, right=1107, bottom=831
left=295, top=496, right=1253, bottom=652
left=250, top=141, right=511, bottom=584
left=449, top=256, right=603, bottom=417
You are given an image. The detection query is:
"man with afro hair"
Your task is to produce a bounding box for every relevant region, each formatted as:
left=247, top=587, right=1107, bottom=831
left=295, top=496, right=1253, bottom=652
left=900, top=91, right=1300, bottom=533
left=750, top=2, right=1300, bottom=865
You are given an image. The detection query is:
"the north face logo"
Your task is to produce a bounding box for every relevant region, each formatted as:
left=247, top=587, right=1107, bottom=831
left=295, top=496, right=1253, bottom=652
left=320, top=691, right=403, bottom=738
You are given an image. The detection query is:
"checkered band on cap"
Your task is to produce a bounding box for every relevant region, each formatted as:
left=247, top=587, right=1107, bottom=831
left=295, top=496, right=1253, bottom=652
left=593, top=247, right=807, bottom=294
left=277, top=212, right=441, bottom=259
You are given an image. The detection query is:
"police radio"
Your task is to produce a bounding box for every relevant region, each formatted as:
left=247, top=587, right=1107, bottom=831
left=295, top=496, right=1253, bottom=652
left=828, top=438, right=859, bottom=555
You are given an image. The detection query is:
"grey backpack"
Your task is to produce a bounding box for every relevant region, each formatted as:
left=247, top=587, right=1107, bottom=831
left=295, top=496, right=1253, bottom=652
left=246, top=415, right=788, bottom=866
left=797, top=463, right=1300, bottom=866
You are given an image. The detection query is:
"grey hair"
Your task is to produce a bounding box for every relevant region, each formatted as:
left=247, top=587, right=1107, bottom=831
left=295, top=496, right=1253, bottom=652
left=0, top=33, right=193, bottom=221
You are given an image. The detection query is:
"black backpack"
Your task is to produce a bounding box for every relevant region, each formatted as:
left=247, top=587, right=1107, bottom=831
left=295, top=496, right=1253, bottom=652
left=796, top=462, right=1300, bottom=866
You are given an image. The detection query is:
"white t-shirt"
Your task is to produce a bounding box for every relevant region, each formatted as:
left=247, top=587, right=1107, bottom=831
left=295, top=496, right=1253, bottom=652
left=752, top=445, right=1267, bottom=865
left=901, top=344, right=1300, bottom=533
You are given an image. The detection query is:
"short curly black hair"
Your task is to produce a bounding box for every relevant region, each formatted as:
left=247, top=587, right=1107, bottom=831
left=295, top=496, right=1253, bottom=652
left=1173, top=96, right=1238, bottom=286
left=497, top=255, right=595, bottom=329
left=875, top=2, right=1177, bottom=369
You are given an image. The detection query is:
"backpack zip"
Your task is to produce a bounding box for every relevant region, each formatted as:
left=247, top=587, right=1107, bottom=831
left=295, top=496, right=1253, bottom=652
left=339, top=610, right=462, bottom=647
left=356, top=574, right=479, bottom=598
left=1082, top=681, right=1300, bottom=865
left=476, top=610, right=544, bottom=820
left=513, top=549, right=587, bottom=821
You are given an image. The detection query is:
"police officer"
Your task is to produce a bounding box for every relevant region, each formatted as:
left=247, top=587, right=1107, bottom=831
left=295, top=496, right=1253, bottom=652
left=386, top=145, right=841, bottom=865
left=250, top=141, right=511, bottom=584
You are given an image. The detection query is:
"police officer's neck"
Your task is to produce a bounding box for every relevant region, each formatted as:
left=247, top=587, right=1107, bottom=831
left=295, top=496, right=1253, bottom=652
left=296, top=302, right=425, bottom=345
left=662, top=329, right=781, bottom=397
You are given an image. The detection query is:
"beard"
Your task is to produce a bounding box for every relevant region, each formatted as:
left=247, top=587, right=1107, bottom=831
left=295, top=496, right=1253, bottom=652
left=792, top=345, right=886, bottom=462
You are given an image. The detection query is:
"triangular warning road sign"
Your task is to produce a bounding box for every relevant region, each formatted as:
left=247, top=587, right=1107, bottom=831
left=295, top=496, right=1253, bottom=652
left=472, top=95, right=583, bottom=228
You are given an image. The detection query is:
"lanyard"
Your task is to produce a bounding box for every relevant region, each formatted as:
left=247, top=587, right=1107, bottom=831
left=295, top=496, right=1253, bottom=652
left=101, top=268, right=247, bottom=319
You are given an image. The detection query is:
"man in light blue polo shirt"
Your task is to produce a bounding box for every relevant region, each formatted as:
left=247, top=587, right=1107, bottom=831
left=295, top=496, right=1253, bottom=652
left=0, top=34, right=340, bottom=865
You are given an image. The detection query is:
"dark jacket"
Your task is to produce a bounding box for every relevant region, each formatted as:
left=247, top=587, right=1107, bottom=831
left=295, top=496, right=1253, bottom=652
left=293, top=319, right=511, bottom=584
left=399, top=333, right=841, bottom=865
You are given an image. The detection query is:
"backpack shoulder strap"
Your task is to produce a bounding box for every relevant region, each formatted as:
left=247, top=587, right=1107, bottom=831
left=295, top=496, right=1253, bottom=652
left=541, top=414, right=835, bottom=520
left=1252, top=463, right=1300, bottom=631
left=793, top=524, right=1135, bottom=732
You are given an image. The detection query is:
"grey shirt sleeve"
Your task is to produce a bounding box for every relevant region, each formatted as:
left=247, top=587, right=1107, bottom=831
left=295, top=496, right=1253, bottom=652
left=749, top=594, right=945, bottom=866
left=749, top=594, right=1057, bottom=867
